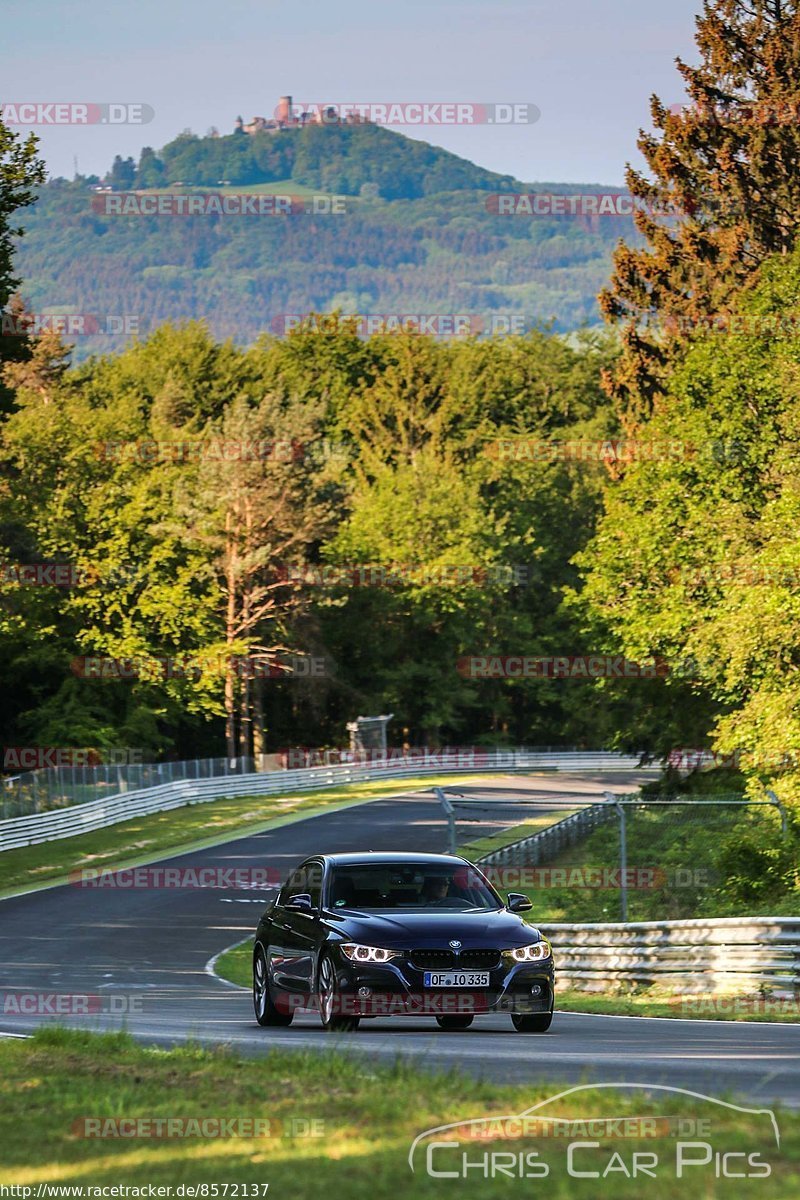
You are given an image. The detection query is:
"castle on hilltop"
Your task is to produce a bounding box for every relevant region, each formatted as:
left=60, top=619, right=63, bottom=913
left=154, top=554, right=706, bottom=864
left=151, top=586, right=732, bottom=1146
left=235, top=96, right=366, bottom=135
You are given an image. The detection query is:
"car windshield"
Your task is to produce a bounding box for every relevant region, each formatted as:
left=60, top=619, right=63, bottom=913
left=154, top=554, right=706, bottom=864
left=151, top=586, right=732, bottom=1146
left=326, top=862, right=502, bottom=911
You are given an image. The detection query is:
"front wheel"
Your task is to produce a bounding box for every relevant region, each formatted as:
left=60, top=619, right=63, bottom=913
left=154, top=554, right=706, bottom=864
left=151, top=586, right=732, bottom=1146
left=318, top=951, right=360, bottom=1032
left=511, top=1010, right=552, bottom=1033
left=435, top=1015, right=474, bottom=1031
left=253, top=945, right=293, bottom=1027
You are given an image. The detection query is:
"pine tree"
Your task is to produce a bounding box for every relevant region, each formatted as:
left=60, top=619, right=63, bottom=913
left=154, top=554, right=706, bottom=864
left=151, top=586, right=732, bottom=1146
left=0, top=116, right=45, bottom=414
left=601, top=0, right=800, bottom=430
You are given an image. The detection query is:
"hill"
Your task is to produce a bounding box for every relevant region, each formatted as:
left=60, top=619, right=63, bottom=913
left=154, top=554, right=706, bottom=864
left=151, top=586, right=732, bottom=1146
left=13, top=123, right=635, bottom=359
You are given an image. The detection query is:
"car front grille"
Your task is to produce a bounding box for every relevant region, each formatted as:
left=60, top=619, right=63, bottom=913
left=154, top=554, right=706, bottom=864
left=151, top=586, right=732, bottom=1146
left=458, top=949, right=502, bottom=970
left=408, top=948, right=501, bottom=971
left=409, top=949, right=455, bottom=970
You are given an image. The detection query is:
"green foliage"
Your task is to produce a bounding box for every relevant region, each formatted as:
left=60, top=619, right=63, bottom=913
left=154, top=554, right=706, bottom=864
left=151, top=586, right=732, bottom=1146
left=579, top=244, right=800, bottom=812
left=0, top=318, right=622, bottom=752
left=144, top=122, right=520, bottom=198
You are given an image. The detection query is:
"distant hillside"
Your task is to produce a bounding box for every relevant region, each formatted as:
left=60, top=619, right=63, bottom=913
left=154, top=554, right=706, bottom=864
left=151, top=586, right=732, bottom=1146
left=130, top=122, right=524, bottom=199
left=13, top=124, right=637, bottom=359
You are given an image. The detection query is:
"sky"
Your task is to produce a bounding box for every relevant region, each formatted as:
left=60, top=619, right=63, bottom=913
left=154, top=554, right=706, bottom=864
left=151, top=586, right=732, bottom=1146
left=2, top=0, right=702, bottom=185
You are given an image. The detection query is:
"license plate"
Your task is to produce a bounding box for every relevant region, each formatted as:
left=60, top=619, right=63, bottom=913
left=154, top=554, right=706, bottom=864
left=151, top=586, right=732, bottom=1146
left=423, top=971, right=490, bottom=987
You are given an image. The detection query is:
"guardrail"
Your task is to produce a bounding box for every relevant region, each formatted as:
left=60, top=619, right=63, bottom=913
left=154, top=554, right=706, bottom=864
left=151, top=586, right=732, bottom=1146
left=0, top=750, right=647, bottom=852
left=474, top=808, right=800, bottom=996
left=0, top=755, right=257, bottom=820
left=475, top=802, right=616, bottom=867
left=538, top=917, right=800, bottom=997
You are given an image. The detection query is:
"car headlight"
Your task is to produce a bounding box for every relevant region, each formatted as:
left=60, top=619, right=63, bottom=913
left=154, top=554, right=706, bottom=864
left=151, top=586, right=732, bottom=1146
left=340, top=943, right=402, bottom=963
left=503, top=940, right=551, bottom=963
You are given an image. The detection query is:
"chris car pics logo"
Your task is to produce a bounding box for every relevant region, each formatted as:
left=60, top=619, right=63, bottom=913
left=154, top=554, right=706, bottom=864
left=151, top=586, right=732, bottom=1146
left=408, top=1084, right=779, bottom=1181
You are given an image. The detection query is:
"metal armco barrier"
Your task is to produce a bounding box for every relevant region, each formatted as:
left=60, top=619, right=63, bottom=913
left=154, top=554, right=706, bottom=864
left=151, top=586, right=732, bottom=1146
left=537, top=917, right=800, bottom=997
left=476, top=802, right=615, bottom=867
left=0, top=750, right=645, bottom=852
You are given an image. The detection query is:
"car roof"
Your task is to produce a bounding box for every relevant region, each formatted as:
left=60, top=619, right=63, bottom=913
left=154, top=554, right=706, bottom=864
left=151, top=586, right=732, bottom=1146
left=316, top=852, right=469, bottom=867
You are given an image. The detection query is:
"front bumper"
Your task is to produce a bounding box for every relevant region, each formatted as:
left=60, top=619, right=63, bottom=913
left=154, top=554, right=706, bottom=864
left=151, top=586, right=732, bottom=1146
left=330, top=948, right=555, bottom=1016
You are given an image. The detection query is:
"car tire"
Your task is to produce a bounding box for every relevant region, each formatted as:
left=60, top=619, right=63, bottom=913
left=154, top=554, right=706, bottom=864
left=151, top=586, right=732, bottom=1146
left=435, top=1015, right=474, bottom=1030
left=511, top=1009, right=553, bottom=1033
left=253, top=945, right=293, bottom=1027
left=318, top=951, right=360, bottom=1032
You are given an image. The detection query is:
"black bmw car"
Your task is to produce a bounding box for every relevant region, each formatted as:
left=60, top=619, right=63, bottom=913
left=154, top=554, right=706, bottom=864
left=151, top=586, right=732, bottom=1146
left=252, top=851, right=554, bottom=1033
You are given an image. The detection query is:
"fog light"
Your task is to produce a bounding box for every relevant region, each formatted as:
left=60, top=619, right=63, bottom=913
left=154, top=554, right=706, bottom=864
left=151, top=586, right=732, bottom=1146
left=358, top=986, right=372, bottom=997
left=530, top=984, right=542, bottom=996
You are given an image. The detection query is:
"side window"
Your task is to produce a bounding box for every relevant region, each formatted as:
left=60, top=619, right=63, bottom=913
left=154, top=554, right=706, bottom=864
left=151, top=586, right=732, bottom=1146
left=279, top=863, right=321, bottom=909
left=279, top=867, right=306, bottom=906
left=306, top=861, right=323, bottom=909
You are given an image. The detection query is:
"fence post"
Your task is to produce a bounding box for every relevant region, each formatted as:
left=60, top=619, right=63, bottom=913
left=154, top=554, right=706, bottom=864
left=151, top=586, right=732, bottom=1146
left=434, top=787, right=457, bottom=854
left=606, top=791, right=628, bottom=922
left=766, top=790, right=788, bottom=839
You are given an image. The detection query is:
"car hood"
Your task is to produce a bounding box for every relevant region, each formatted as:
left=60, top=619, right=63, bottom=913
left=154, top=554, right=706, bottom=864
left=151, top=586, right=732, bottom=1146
left=323, top=907, right=543, bottom=947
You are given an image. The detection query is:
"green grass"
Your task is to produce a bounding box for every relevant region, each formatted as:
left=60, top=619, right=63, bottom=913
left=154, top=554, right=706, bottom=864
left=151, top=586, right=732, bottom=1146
left=214, top=938, right=254, bottom=988
left=0, top=1028, right=796, bottom=1196
left=459, top=812, right=577, bottom=861
left=0, top=772, right=495, bottom=898
left=556, top=988, right=800, bottom=1023
left=213, top=939, right=799, bottom=1023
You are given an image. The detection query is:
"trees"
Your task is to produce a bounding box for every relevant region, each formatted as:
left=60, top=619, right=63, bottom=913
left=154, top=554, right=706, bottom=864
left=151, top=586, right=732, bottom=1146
left=135, top=147, right=166, bottom=189
left=177, top=390, right=337, bottom=759
left=601, top=0, right=800, bottom=429
left=0, top=115, right=44, bottom=309
left=0, top=115, right=45, bottom=413
left=108, top=155, right=136, bottom=190
left=582, top=248, right=800, bottom=790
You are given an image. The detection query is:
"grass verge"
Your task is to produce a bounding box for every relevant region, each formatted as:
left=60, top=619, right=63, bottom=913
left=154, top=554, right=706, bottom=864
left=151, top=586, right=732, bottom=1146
left=556, top=987, right=800, bottom=1023
left=459, top=811, right=577, bottom=861
left=0, top=772, right=495, bottom=898
left=0, top=1027, right=796, bottom=1197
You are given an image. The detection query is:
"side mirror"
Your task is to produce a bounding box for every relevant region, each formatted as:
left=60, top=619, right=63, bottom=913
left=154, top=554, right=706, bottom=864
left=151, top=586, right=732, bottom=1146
left=286, top=893, right=314, bottom=912
left=507, top=892, right=533, bottom=913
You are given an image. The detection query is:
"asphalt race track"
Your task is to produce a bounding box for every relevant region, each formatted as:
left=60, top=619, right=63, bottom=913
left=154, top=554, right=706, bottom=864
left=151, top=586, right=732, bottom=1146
left=1, top=772, right=798, bottom=1104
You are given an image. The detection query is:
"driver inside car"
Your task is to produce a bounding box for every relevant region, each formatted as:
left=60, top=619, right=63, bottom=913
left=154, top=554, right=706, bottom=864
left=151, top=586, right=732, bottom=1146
left=421, top=875, right=450, bottom=903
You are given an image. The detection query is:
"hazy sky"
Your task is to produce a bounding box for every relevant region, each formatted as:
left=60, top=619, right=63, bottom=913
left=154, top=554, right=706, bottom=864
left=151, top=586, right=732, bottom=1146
left=3, top=0, right=702, bottom=185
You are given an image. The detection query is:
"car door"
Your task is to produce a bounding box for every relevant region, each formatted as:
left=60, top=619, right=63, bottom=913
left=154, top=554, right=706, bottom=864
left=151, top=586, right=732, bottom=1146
left=270, top=861, right=323, bottom=995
